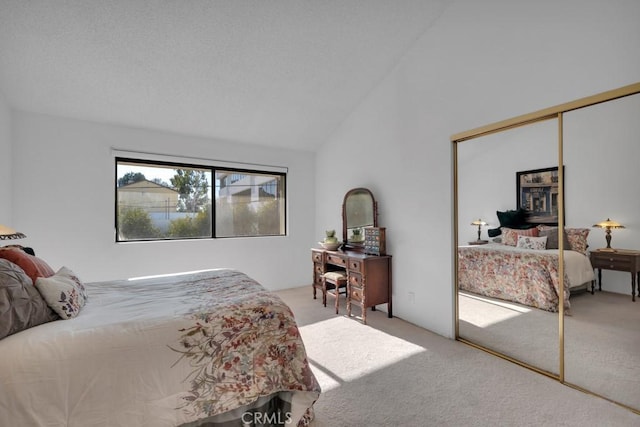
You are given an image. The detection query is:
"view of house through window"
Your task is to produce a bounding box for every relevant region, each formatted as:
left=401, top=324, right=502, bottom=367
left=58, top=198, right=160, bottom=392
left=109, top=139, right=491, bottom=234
left=215, top=170, right=285, bottom=238
left=116, top=158, right=286, bottom=241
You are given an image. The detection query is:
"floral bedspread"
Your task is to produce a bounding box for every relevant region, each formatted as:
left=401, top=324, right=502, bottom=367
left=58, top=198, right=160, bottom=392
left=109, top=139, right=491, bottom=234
left=458, top=245, right=571, bottom=312
left=169, top=269, right=321, bottom=424
left=0, top=269, right=320, bottom=427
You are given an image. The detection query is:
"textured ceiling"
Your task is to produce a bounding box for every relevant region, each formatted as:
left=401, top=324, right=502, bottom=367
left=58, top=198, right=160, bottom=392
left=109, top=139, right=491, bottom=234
left=0, top=1, right=448, bottom=151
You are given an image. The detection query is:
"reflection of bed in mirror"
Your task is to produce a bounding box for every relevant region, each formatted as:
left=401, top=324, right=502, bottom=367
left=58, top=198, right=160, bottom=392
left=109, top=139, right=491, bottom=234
left=458, top=242, right=594, bottom=313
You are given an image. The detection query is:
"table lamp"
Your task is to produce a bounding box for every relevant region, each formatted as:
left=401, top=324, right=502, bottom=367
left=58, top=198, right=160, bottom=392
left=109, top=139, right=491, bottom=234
left=470, top=219, right=488, bottom=244
left=592, top=218, right=624, bottom=251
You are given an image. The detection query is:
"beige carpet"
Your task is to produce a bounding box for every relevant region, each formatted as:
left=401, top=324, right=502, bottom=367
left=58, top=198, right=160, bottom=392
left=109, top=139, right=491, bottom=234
left=276, top=287, right=640, bottom=427
left=459, top=289, right=640, bottom=411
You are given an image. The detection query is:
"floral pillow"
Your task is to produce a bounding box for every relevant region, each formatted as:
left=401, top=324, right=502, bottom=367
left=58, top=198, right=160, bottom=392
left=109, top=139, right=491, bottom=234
left=537, top=225, right=590, bottom=254
left=501, top=227, right=540, bottom=246
left=516, top=235, right=548, bottom=250
left=34, top=267, right=87, bottom=319
left=56, top=266, right=88, bottom=300
left=565, top=228, right=590, bottom=255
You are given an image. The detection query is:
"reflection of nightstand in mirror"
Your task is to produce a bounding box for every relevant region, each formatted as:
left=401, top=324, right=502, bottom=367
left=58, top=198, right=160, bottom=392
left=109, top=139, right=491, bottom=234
left=468, top=240, right=488, bottom=245
left=589, top=248, right=640, bottom=301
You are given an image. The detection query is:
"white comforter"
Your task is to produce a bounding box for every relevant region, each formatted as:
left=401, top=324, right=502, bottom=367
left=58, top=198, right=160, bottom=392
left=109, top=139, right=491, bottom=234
left=0, top=269, right=320, bottom=427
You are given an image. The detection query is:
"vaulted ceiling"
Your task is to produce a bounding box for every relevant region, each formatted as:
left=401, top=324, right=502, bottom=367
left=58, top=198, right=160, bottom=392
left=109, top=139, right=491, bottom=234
left=0, top=1, right=449, bottom=151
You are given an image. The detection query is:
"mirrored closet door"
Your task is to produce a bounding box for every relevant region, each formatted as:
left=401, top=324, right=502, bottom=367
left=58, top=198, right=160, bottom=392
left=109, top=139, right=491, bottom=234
left=453, top=82, right=640, bottom=414
left=456, top=118, right=560, bottom=376
left=562, top=92, right=640, bottom=411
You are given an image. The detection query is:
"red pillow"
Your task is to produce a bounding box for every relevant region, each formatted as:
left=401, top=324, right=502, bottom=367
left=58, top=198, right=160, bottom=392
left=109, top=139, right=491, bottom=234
left=0, top=248, right=55, bottom=284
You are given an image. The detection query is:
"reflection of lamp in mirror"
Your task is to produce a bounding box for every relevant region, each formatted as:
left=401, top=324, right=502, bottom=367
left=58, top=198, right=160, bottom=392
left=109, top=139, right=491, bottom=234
left=0, top=224, right=26, bottom=240
left=469, top=219, right=488, bottom=245
left=592, top=218, right=625, bottom=251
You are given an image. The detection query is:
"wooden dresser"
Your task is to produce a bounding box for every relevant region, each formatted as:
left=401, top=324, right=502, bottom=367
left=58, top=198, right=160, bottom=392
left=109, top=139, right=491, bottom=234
left=312, top=248, right=392, bottom=324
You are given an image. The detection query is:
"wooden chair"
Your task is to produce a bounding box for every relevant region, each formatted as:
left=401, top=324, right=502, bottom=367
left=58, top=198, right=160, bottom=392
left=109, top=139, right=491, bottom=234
left=322, top=271, right=348, bottom=314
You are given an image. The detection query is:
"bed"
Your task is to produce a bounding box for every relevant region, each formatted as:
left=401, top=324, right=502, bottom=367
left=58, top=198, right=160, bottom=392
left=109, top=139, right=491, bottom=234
left=0, top=254, right=320, bottom=427
left=458, top=242, right=595, bottom=312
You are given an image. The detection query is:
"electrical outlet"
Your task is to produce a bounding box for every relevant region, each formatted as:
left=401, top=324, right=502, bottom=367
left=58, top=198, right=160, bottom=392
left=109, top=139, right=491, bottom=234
left=408, top=292, right=415, bottom=303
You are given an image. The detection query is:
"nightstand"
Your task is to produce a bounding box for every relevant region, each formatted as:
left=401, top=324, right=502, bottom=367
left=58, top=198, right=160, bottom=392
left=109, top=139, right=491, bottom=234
left=468, top=240, right=488, bottom=245
left=589, top=248, right=640, bottom=301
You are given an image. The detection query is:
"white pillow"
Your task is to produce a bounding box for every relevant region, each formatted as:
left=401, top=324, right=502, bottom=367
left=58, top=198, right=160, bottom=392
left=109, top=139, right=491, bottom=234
left=516, top=235, right=548, bottom=250
left=34, top=266, right=87, bottom=319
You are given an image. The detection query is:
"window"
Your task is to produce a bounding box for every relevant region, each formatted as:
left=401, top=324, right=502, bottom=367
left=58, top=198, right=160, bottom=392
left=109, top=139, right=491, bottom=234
left=115, top=158, right=286, bottom=242
left=215, top=170, right=285, bottom=238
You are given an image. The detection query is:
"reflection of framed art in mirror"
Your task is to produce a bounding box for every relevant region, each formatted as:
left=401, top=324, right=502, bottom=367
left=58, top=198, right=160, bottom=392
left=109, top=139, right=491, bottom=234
left=516, top=166, right=564, bottom=225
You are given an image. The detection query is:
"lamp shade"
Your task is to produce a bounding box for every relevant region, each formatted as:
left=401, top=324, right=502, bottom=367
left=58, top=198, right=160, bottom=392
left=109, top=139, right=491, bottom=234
left=471, top=219, right=487, bottom=226
left=593, top=218, right=625, bottom=229
left=0, top=224, right=26, bottom=240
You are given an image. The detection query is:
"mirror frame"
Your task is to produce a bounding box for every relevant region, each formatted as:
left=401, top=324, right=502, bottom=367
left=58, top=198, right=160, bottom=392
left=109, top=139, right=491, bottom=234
left=452, top=81, right=640, bottom=413
left=342, top=187, right=378, bottom=251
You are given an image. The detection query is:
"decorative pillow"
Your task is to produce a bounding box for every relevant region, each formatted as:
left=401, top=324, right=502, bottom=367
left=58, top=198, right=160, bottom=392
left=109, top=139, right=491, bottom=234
left=1, top=244, right=36, bottom=256
left=0, top=259, right=59, bottom=339
left=565, top=228, right=590, bottom=255
left=501, top=227, right=540, bottom=246
left=517, top=235, right=548, bottom=250
left=55, top=266, right=88, bottom=301
left=0, top=248, right=55, bottom=285
left=34, top=267, right=87, bottom=320
left=496, top=209, right=527, bottom=228
left=487, top=227, right=502, bottom=238
left=537, top=226, right=590, bottom=254
left=537, top=226, right=571, bottom=250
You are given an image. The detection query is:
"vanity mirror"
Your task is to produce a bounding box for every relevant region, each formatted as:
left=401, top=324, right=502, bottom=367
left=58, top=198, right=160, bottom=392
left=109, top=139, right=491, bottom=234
left=342, top=187, right=378, bottom=251
left=452, top=82, right=640, bottom=415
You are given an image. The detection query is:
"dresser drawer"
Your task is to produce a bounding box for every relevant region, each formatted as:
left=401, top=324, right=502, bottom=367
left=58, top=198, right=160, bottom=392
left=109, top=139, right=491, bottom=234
left=349, top=285, right=364, bottom=303
left=349, top=273, right=362, bottom=287
left=327, top=253, right=347, bottom=267
left=312, top=251, right=323, bottom=263
left=348, top=259, right=363, bottom=273
left=591, top=253, right=632, bottom=270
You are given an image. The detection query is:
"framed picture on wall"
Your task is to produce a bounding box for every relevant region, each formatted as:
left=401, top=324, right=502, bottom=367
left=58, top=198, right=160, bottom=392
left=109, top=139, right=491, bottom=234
left=516, top=166, right=564, bottom=225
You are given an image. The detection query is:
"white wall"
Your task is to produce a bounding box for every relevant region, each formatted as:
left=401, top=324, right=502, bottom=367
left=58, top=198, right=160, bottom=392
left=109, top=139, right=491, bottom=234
left=315, top=0, right=640, bottom=337
left=10, top=111, right=316, bottom=289
left=0, top=92, right=11, bottom=223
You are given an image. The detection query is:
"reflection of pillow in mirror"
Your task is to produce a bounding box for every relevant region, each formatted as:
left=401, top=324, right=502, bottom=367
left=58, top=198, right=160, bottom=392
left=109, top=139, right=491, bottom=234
left=501, top=227, right=539, bottom=246
left=487, top=227, right=502, bottom=238
left=496, top=209, right=527, bottom=228
left=517, top=235, right=548, bottom=250
left=565, top=228, right=590, bottom=255
left=537, top=226, right=571, bottom=249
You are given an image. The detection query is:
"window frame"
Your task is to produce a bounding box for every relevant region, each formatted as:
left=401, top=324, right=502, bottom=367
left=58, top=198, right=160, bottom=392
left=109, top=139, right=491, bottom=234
left=115, top=156, right=287, bottom=242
